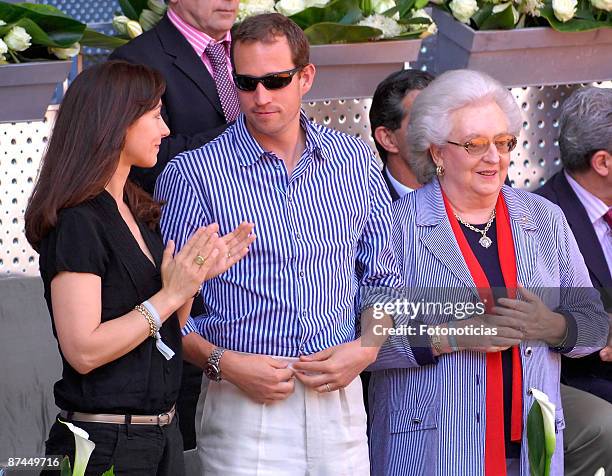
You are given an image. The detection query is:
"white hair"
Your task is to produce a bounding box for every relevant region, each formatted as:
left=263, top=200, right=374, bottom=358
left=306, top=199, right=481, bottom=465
left=407, top=69, right=522, bottom=184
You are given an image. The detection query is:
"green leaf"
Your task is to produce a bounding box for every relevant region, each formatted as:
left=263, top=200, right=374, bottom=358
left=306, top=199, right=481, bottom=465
left=480, top=4, right=516, bottom=29
left=397, top=16, right=432, bottom=25
left=360, top=0, right=373, bottom=16
left=539, top=2, right=611, bottom=30
left=101, top=466, right=115, bottom=476
left=0, top=2, right=86, bottom=47
left=289, top=0, right=363, bottom=29
left=414, top=0, right=429, bottom=9
left=388, top=30, right=424, bottom=39
left=527, top=402, right=547, bottom=476
left=395, top=0, right=418, bottom=18
left=118, top=0, right=148, bottom=20
left=303, top=22, right=382, bottom=44
left=472, top=4, right=495, bottom=29
left=0, top=18, right=83, bottom=47
left=81, top=28, right=129, bottom=49
left=59, top=456, right=71, bottom=476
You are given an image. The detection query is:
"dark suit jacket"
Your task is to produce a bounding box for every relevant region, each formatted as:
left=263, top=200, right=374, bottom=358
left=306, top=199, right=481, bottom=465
left=110, top=15, right=229, bottom=194
left=382, top=166, right=401, bottom=202
left=536, top=170, right=612, bottom=395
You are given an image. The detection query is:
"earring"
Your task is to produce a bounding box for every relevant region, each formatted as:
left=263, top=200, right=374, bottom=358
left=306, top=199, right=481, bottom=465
left=436, top=165, right=445, bottom=177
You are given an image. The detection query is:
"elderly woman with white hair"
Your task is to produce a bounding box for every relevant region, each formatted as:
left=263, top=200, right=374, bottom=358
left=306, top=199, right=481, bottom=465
left=367, top=70, right=609, bottom=476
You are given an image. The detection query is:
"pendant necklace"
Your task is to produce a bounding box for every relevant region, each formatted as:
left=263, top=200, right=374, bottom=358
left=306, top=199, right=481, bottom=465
left=454, top=209, right=496, bottom=248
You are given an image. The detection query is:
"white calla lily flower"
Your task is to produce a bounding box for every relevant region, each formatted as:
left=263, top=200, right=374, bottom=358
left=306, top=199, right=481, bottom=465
left=58, top=419, right=96, bottom=476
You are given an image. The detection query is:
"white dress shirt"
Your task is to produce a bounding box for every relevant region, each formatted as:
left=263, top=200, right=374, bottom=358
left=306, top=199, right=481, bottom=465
left=385, top=167, right=414, bottom=198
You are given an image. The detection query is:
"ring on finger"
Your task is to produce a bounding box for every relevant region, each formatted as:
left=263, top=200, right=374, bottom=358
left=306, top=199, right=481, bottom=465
left=227, top=251, right=232, bottom=259
left=194, top=254, right=206, bottom=266
left=325, top=383, right=332, bottom=393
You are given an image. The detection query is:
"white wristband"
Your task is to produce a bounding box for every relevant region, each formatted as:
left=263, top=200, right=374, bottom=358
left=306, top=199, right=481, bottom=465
left=142, top=300, right=162, bottom=329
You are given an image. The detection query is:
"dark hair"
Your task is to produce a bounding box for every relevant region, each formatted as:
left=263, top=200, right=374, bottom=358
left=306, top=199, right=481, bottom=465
left=369, top=69, right=435, bottom=163
left=231, top=13, right=309, bottom=70
left=25, top=60, right=166, bottom=251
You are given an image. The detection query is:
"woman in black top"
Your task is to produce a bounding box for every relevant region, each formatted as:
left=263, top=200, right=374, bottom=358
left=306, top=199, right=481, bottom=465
left=24, top=61, right=255, bottom=475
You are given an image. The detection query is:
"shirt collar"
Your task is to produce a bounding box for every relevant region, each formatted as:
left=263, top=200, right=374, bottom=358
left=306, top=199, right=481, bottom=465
left=233, top=110, right=330, bottom=167
left=167, top=8, right=231, bottom=58
left=564, top=170, right=609, bottom=225
left=385, top=167, right=414, bottom=198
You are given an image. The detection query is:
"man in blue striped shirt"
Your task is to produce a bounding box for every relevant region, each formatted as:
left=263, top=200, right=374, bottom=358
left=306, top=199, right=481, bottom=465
left=156, top=12, right=400, bottom=474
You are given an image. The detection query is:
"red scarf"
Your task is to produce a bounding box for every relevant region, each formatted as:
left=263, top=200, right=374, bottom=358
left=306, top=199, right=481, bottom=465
left=442, top=190, right=523, bottom=476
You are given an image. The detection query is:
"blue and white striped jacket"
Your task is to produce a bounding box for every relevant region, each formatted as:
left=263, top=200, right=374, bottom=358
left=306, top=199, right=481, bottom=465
left=368, top=179, right=609, bottom=476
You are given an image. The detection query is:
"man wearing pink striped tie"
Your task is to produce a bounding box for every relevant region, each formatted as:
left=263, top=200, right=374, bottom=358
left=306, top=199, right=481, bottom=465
left=111, top=0, right=240, bottom=195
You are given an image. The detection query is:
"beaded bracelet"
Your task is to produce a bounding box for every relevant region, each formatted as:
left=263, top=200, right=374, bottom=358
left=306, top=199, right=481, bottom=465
left=135, top=301, right=175, bottom=361
left=135, top=304, right=158, bottom=337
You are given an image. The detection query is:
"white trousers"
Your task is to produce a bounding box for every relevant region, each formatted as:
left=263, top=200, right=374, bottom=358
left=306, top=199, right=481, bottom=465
left=195, top=359, right=370, bottom=476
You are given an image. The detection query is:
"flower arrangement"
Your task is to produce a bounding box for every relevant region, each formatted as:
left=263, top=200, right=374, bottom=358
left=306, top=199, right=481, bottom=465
left=434, top=0, right=611, bottom=31
left=0, top=1, right=124, bottom=64
left=111, top=0, right=436, bottom=45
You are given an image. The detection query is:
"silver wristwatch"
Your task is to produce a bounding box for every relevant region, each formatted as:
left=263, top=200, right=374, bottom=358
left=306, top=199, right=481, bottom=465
left=204, top=347, right=226, bottom=382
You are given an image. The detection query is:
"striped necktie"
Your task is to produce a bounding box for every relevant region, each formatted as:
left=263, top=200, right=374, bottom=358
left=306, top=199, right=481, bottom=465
left=603, top=209, right=612, bottom=232
left=205, top=41, right=240, bottom=122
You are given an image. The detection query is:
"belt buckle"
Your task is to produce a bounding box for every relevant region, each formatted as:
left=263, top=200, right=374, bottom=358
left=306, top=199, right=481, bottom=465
left=157, top=411, right=170, bottom=426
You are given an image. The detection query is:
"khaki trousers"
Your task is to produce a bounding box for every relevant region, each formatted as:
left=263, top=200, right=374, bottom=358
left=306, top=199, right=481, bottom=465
left=195, top=358, right=370, bottom=476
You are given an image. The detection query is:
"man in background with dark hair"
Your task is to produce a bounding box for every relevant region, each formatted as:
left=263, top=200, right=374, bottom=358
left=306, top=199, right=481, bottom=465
left=156, top=12, right=400, bottom=475
left=369, top=69, right=435, bottom=200
left=111, top=0, right=240, bottom=450
left=536, top=86, right=612, bottom=476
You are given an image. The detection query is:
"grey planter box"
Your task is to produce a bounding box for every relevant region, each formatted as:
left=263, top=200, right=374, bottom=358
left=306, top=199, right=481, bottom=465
left=0, top=60, right=72, bottom=123
left=305, top=39, right=423, bottom=101
left=433, top=8, right=612, bottom=87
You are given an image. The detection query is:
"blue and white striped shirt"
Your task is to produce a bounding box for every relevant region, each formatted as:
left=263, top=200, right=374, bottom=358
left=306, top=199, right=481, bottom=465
left=155, top=112, right=401, bottom=356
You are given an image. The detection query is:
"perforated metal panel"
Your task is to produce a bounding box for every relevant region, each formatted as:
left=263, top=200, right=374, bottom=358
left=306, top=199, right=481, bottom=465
left=304, top=99, right=375, bottom=147
left=0, top=109, right=56, bottom=276
left=4, top=83, right=610, bottom=276
left=1, top=0, right=610, bottom=276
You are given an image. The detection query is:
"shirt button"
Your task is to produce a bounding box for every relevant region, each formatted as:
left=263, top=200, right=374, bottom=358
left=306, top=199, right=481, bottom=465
left=295, top=233, right=301, bottom=241
left=525, top=346, right=533, bottom=357
left=299, top=271, right=305, bottom=278
left=302, top=310, right=307, bottom=316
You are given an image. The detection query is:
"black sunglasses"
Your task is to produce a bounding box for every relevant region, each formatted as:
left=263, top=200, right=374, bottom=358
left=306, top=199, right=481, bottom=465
left=232, top=66, right=304, bottom=92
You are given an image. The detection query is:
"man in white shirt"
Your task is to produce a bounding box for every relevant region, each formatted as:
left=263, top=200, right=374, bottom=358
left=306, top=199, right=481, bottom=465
left=369, top=69, right=434, bottom=200
left=536, top=85, right=612, bottom=476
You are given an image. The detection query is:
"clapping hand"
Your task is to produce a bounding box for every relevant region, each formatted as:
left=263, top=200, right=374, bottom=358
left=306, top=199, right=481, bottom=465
left=205, top=221, right=256, bottom=279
